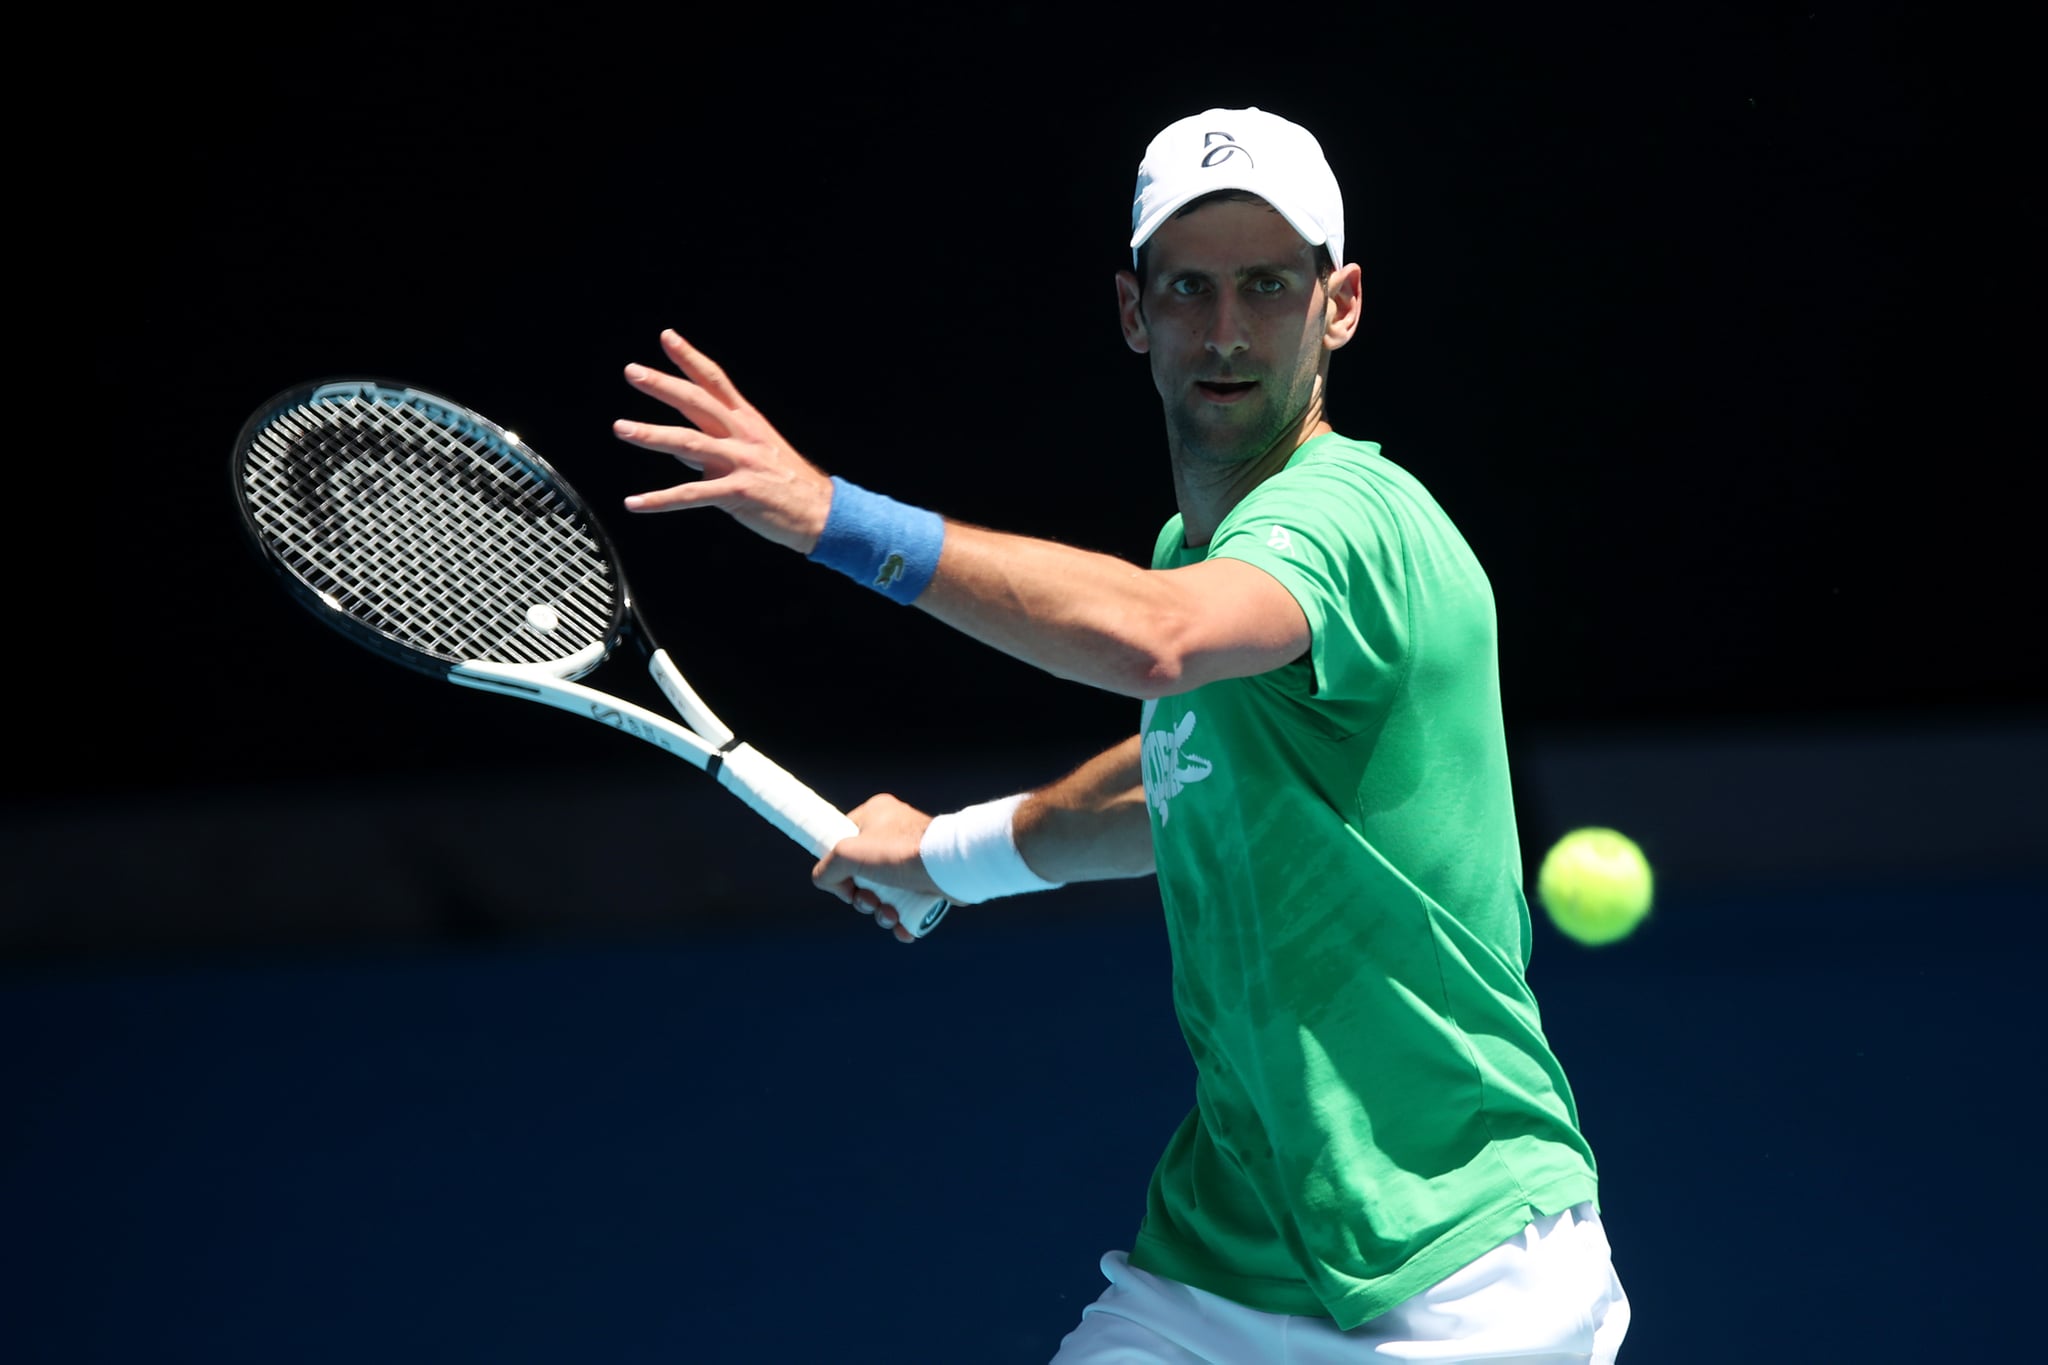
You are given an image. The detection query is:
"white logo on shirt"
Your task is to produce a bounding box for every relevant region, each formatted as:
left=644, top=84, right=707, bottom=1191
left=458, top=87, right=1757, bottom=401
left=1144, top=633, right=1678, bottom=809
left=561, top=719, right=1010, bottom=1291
left=1140, top=703, right=1214, bottom=825
left=1266, top=525, right=1294, bottom=553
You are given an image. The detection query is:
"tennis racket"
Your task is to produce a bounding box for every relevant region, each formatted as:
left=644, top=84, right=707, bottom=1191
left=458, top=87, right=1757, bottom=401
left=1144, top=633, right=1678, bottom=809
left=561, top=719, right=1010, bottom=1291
left=231, top=377, right=950, bottom=938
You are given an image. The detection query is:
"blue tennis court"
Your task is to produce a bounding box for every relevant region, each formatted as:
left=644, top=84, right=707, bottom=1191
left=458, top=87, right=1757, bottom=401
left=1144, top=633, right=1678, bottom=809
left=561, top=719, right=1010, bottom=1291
left=3, top=848, right=2037, bottom=1362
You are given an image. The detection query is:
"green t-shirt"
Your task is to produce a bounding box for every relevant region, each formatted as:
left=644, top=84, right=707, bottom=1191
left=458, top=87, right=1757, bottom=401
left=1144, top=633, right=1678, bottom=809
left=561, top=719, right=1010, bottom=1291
left=1128, top=433, right=1598, bottom=1330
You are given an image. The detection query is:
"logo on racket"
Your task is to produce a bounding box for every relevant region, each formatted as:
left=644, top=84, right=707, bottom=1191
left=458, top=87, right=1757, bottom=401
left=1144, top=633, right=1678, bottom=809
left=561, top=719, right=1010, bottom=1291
left=589, top=704, right=680, bottom=757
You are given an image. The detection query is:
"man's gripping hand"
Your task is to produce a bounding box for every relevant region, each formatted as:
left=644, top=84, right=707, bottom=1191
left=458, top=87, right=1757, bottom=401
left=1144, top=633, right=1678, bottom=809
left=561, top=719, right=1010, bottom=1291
left=812, top=793, right=950, bottom=945
left=614, top=330, right=833, bottom=552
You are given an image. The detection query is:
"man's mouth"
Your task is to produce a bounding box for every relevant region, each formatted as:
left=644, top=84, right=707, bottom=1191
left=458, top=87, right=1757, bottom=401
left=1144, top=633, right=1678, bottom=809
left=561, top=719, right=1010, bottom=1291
left=1196, top=380, right=1258, bottom=403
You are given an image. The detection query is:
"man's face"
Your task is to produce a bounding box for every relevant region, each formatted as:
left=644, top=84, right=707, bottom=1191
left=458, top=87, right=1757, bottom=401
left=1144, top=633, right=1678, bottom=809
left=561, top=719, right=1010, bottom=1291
left=1118, top=198, right=1346, bottom=464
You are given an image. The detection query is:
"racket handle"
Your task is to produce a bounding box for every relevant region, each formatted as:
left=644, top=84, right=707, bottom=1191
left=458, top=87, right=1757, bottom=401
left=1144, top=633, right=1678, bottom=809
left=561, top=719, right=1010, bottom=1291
left=714, top=743, right=952, bottom=939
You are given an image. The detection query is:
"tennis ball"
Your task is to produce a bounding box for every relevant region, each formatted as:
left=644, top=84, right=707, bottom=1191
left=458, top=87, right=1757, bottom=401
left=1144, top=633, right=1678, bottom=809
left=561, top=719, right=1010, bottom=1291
left=1536, top=827, right=1653, bottom=946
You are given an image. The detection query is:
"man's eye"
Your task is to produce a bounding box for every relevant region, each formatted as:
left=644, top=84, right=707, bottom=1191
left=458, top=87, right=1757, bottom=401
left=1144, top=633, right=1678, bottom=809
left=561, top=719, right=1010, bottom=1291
left=1249, top=277, right=1285, bottom=295
left=1169, top=277, right=1206, bottom=296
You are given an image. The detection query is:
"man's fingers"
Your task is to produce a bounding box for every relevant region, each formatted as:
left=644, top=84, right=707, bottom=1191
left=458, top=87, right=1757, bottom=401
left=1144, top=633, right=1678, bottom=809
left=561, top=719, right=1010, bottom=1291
left=612, top=417, right=748, bottom=470
left=621, top=473, right=746, bottom=513
left=812, top=852, right=859, bottom=906
left=623, top=362, right=740, bottom=440
left=660, top=330, right=750, bottom=412
left=813, top=852, right=918, bottom=943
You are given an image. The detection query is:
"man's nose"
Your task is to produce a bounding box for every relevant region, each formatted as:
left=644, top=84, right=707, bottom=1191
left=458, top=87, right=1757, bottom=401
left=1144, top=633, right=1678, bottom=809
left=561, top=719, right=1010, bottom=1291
left=1204, top=293, right=1251, bottom=358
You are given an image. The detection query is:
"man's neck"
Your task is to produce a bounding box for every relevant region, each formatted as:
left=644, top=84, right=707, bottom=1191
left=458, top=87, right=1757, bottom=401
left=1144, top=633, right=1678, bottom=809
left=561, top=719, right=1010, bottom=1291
left=1171, top=417, right=1335, bottom=547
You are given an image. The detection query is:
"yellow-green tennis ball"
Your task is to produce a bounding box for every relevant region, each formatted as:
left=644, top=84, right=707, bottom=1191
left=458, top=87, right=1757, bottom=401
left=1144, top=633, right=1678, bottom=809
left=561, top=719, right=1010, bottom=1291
left=1537, top=827, right=1653, bottom=946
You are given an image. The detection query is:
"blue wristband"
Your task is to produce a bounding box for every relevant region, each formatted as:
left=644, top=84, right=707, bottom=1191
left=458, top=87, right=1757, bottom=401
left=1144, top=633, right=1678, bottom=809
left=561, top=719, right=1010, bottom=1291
left=807, top=476, right=945, bottom=603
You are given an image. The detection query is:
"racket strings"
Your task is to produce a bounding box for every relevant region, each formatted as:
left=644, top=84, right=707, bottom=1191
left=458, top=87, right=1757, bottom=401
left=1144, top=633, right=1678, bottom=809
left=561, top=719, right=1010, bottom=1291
left=242, top=394, right=620, bottom=665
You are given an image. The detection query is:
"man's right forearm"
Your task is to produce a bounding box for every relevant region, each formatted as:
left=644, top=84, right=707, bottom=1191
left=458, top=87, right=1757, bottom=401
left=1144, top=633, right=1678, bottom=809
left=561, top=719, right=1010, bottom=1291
left=1013, top=736, right=1156, bottom=884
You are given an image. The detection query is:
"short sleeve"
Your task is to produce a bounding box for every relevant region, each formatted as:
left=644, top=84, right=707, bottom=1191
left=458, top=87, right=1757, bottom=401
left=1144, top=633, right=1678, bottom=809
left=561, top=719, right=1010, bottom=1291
left=1150, top=512, right=1190, bottom=570
left=1204, top=458, right=1408, bottom=706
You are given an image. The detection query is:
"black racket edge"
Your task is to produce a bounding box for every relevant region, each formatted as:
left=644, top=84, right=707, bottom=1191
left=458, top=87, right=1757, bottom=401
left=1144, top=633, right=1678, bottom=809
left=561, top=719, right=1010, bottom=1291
left=228, top=375, right=643, bottom=685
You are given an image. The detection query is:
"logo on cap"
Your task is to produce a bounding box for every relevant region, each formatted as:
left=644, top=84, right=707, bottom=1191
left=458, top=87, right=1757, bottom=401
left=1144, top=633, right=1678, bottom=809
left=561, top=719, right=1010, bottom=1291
left=1199, top=131, right=1253, bottom=169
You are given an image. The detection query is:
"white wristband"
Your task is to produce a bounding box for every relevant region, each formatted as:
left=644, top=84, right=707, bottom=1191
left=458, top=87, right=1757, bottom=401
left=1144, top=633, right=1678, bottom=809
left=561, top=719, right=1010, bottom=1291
left=918, top=793, right=1064, bottom=905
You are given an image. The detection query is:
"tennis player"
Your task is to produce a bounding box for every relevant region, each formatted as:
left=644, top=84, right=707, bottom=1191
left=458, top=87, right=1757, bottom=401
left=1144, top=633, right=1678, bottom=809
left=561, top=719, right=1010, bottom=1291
left=616, top=107, right=1631, bottom=1363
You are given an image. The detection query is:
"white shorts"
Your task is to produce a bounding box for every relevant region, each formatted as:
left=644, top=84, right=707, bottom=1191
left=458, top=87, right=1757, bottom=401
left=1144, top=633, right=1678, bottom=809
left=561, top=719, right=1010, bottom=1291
left=1050, top=1202, right=1630, bottom=1364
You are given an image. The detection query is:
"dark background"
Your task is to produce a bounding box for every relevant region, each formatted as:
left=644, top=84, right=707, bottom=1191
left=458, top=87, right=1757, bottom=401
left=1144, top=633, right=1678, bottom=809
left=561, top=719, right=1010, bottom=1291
left=44, top=0, right=2037, bottom=808
left=9, top=5, right=2044, bottom=1362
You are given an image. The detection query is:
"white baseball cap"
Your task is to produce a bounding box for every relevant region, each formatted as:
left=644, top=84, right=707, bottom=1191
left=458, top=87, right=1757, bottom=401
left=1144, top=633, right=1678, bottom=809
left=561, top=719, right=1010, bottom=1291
left=1129, top=107, right=1345, bottom=270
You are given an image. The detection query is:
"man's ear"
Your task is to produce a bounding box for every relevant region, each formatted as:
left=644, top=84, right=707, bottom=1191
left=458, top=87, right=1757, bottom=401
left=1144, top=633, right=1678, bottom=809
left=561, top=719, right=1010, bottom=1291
left=1116, top=271, right=1150, bottom=354
left=1322, top=261, right=1364, bottom=351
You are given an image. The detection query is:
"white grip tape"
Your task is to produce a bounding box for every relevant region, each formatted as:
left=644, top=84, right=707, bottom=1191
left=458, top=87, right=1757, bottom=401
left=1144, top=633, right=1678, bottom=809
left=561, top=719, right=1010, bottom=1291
left=714, top=743, right=951, bottom=938
left=714, top=742, right=855, bottom=853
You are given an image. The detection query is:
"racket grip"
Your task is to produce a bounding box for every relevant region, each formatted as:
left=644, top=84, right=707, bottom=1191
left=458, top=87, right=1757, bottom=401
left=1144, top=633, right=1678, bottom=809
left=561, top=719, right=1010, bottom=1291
left=714, top=743, right=951, bottom=938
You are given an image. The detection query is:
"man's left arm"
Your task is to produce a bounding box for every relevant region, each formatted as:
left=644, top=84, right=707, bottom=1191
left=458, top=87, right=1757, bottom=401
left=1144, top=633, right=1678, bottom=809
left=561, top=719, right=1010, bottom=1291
left=614, top=330, right=1307, bottom=697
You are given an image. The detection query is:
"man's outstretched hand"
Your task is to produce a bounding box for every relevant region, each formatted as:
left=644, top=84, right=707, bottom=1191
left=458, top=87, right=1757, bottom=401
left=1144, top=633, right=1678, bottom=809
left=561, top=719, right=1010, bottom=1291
left=614, top=330, right=834, bottom=553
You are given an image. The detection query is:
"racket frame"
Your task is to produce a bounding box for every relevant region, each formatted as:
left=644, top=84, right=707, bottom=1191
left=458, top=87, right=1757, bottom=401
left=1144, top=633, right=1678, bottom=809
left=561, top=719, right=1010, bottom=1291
left=231, top=377, right=949, bottom=937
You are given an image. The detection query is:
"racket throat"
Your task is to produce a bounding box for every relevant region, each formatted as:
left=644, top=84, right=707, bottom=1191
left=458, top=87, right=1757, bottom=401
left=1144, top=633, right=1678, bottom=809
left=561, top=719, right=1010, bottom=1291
left=648, top=649, right=734, bottom=746
left=703, top=735, right=746, bottom=780
left=448, top=659, right=720, bottom=769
